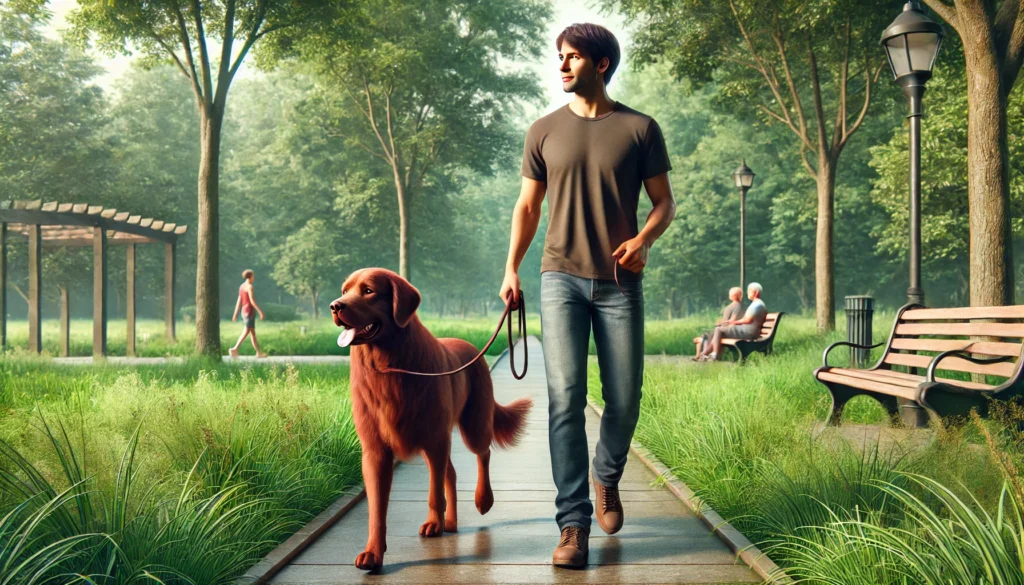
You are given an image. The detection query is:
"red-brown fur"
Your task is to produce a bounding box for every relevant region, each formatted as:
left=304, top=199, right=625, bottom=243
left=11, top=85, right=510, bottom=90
left=329, top=268, right=532, bottom=572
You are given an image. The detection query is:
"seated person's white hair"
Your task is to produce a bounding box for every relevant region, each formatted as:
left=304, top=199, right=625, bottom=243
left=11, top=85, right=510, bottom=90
left=747, top=282, right=762, bottom=295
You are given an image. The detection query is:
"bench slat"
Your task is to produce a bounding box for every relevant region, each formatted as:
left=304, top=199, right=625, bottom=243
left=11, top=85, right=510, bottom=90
left=832, top=367, right=994, bottom=390
left=883, top=352, right=1018, bottom=377
left=895, top=322, right=1024, bottom=338
left=902, top=305, right=1024, bottom=321
left=817, top=371, right=919, bottom=400
left=890, top=338, right=1021, bottom=358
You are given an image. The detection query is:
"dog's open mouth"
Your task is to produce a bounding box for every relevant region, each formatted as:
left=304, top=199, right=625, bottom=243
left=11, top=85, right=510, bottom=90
left=337, top=320, right=380, bottom=347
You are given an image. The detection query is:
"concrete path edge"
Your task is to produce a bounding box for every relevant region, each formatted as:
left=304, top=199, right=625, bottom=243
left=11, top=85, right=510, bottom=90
left=587, top=396, right=794, bottom=585
left=234, top=344, right=513, bottom=585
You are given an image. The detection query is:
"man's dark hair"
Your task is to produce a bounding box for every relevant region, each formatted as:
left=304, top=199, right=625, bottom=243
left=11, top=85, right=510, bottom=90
left=556, top=23, right=621, bottom=85
left=242, top=269, right=254, bottom=280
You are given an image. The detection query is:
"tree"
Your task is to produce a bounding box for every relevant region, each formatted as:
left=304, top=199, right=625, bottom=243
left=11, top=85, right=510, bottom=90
left=67, top=0, right=338, bottom=355
left=921, top=0, right=1024, bottom=306
left=278, top=0, right=550, bottom=282
left=612, top=0, right=899, bottom=331
left=272, top=218, right=342, bottom=318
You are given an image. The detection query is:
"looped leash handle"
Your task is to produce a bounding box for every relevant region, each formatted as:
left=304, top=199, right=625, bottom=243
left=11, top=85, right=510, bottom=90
left=375, top=290, right=527, bottom=377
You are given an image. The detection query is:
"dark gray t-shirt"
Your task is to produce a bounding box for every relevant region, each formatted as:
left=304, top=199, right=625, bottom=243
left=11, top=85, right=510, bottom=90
left=723, top=301, right=743, bottom=322
left=521, top=101, right=672, bottom=282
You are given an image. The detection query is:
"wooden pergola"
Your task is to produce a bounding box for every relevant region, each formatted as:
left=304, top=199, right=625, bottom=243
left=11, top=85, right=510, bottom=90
left=0, top=200, right=187, bottom=357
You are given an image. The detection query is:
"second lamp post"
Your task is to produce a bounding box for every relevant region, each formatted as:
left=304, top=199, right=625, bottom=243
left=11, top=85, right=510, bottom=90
left=732, top=160, right=755, bottom=291
left=881, top=1, right=944, bottom=306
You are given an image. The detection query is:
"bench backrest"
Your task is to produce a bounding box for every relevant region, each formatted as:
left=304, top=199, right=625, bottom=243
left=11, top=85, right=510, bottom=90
left=883, top=305, right=1024, bottom=382
left=758, top=312, right=783, bottom=341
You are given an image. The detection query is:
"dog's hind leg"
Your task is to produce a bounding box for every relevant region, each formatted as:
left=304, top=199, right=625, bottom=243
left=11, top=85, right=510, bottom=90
left=444, top=458, right=458, bottom=532
left=419, top=439, right=450, bottom=538
left=475, top=448, right=494, bottom=515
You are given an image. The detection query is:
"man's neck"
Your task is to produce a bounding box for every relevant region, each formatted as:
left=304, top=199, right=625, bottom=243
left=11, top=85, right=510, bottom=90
left=568, top=92, right=616, bottom=118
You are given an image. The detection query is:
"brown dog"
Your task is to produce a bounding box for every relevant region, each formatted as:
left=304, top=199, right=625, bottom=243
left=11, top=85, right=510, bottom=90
left=329, top=268, right=533, bottom=572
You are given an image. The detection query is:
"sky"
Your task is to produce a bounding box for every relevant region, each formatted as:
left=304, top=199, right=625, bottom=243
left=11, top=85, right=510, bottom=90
left=40, top=0, right=633, bottom=116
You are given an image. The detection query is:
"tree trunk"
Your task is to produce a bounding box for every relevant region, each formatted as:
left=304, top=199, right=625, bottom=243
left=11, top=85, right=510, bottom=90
left=815, top=155, right=836, bottom=332
left=394, top=166, right=410, bottom=281
left=195, top=107, right=224, bottom=356
left=312, top=290, right=319, bottom=319
left=963, top=40, right=1014, bottom=306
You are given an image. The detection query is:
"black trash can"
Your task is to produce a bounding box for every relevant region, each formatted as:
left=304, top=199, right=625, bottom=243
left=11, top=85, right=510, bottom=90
left=845, top=295, right=874, bottom=368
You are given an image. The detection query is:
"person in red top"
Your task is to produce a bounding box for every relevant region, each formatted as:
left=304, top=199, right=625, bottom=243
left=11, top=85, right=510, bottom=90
left=229, top=269, right=266, bottom=358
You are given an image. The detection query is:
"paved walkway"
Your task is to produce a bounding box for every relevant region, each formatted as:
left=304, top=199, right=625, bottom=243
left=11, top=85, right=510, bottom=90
left=270, top=336, right=759, bottom=584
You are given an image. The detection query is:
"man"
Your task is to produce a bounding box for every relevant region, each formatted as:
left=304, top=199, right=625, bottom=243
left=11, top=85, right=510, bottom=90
left=693, top=287, right=744, bottom=357
left=499, top=23, right=676, bottom=568
left=695, top=282, right=767, bottom=362
left=229, top=269, right=267, bottom=358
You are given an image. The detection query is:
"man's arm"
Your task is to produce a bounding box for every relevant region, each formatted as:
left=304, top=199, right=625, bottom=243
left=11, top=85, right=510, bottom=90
left=614, top=172, right=676, bottom=272
left=499, top=177, right=546, bottom=305
left=638, top=172, right=676, bottom=245
left=505, top=177, right=546, bottom=272
left=232, top=295, right=241, bottom=321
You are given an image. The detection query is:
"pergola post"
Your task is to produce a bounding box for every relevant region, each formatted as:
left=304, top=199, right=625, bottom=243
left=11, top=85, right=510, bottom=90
left=60, top=287, right=69, bottom=357
left=93, top=227, right=107, bottom=358
left=0, top=222, right=7, bottom=349
left=27, top=224, right=41, bottom=353
left=126, top=243, right=136, bottom=357
left=165, top=241, right=175, bottom=342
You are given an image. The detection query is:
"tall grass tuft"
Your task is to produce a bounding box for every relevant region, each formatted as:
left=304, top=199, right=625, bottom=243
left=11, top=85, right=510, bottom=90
left=0, top=362, right=362, bottom=583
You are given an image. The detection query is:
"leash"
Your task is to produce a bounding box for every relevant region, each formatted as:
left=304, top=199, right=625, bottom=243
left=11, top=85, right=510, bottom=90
left=374, top=260, right=632, bottom=378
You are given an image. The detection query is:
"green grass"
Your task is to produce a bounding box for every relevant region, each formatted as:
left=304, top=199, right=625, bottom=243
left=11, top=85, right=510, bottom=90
left=586, top=312, right=1024, bottom=583
left=0, top=358, right=361, bottom=583
left=3, top=315, right=542, bottom=358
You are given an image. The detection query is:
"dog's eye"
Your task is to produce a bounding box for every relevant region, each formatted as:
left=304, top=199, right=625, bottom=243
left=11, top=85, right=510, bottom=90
left=363, top=287, right=373, bottom=295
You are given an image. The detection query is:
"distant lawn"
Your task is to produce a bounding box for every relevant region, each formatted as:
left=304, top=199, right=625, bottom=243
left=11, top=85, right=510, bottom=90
left=2, top=308, right=847, bottom=358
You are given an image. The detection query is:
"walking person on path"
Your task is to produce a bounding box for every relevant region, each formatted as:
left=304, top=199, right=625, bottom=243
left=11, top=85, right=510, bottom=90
left=230, top=269, right=267, bottom=358
left=499, top=23, right=676, bottom=568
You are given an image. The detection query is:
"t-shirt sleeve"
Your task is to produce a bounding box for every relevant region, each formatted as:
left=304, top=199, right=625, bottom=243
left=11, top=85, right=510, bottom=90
left=521, top=123, right=546, bottom=181
left=640, top=118, right=672, bottom=180
left=638, top=118, right=671, bottom=181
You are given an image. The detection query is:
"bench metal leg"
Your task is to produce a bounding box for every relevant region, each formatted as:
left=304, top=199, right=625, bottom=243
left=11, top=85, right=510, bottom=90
left=824, top=385, right=858, bottom=426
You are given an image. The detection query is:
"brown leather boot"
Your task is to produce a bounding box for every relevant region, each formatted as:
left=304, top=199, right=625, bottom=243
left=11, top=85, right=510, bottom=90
left=552, top=525, right=589, bottom=568
left=593, top=472, right=623, bottom=534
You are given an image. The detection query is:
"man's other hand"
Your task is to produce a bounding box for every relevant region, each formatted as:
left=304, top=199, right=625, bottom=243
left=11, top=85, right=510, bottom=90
left=613, top=236, right=651, bottom=273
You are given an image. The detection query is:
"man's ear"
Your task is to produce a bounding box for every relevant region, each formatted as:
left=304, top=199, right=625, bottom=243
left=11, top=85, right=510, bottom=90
left=389, top=272, right=421, bottom=328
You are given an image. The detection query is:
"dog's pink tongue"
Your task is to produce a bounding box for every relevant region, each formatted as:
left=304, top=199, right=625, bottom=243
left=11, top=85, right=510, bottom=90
left=338, top=327, right=356, bottom=348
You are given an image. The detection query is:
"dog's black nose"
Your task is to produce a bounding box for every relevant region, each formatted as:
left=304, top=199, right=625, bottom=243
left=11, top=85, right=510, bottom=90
left=330, top=300, right=345, bottom=313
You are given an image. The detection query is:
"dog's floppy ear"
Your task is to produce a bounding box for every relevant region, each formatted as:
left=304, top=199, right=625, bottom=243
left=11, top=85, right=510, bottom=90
left=388, top=272, right=421, bottom=328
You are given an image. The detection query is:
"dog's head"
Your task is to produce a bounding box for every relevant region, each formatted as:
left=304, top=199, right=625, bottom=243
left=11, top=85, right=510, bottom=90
left=330, top=268, right=421, bottom=347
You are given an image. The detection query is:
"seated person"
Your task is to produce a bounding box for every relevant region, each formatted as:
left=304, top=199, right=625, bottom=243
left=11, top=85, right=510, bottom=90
left=694, top=287, right=744, bottom=353
left=694, top=282, right=767, bottom=362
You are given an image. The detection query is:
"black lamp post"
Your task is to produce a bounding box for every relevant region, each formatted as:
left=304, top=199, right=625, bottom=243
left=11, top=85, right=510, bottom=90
left=732, top=160, right=755, bottom=291
left=881, top=1, right=943, bottom=306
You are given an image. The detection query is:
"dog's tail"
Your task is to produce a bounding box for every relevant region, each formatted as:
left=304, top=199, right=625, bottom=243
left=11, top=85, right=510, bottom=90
left=492, top=397, right=533, bottom=449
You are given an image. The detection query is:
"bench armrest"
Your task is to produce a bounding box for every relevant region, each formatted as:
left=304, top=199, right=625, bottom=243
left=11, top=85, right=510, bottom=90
left=822, top=341, right=885, bottom=369
left=926, top=344, right=1014, bottom=383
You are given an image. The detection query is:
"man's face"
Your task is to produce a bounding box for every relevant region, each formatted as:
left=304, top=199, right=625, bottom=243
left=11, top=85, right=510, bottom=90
left=559, top=41, right=605, bottom=93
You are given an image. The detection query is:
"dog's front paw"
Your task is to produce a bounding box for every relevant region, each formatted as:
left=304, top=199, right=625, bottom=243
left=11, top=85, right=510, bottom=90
left=444, top=517, right=458, bottom=533
left=419, top=519, right=444, bottom=537
left=354, top=550, right=384, bottom=571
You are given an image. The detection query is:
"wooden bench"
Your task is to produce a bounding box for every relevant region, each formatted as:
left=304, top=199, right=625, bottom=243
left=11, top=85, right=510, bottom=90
left=814, top=304, right=1024, bottom=427
left=693, top=312, right=785, bottom=362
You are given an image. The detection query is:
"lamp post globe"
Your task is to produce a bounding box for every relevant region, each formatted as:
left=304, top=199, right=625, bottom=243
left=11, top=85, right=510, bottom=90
left=732, top=160, right=755, bottom=291
left=881, top=1, right=943, bottom=307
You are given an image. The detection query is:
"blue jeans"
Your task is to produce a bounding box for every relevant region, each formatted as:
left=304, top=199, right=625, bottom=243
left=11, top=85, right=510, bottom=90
left=539, top=270, right=644, bottom=531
